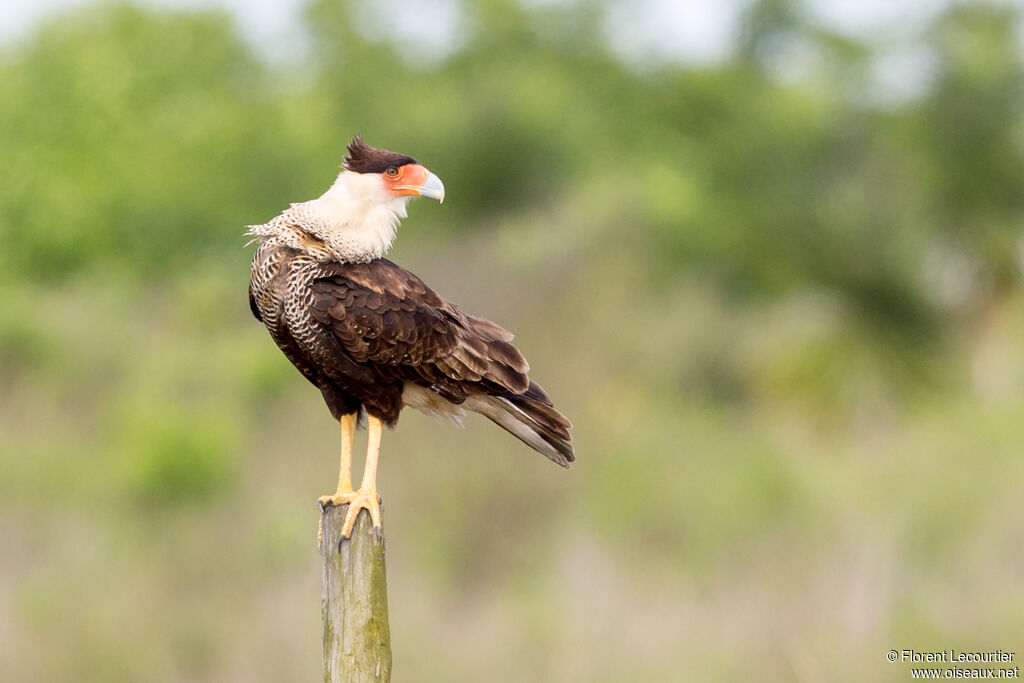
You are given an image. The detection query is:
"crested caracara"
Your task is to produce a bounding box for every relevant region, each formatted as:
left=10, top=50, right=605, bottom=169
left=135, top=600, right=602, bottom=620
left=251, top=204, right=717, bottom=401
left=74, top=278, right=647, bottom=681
left=247, top=135, right=573, bottom=538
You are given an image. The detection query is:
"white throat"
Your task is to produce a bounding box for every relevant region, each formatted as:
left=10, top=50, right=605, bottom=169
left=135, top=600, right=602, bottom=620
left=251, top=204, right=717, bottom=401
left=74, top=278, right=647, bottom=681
left=264, top=170, right=411, bottom=263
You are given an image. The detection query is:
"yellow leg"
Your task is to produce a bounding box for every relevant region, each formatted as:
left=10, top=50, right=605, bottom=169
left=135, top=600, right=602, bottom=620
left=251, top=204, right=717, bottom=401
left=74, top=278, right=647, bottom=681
left=340, top=415, right=384, bottom=538
left=318, top=413, right=358, bottom=545
left=318, top=413, right=358, bottom=507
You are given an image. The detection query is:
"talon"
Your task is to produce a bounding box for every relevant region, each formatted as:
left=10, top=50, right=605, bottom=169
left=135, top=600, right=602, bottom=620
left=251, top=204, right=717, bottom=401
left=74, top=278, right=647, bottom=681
left=317, top=490, right=357, bottom=508
left=340, top=488, right=382, bottom=538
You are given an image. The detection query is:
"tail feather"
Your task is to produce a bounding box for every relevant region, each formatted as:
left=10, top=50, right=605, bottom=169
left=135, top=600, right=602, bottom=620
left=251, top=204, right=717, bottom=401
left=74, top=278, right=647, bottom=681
left=504, top=383, right=572, bottom=437
left=466, top=381, right=574, bottom=467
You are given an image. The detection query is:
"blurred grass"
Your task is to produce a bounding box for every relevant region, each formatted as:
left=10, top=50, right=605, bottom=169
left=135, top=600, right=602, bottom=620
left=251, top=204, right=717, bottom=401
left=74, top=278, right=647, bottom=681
left=2, top=1, right=1024, bottom=681
left=3, top=252, right=1023, bottom=681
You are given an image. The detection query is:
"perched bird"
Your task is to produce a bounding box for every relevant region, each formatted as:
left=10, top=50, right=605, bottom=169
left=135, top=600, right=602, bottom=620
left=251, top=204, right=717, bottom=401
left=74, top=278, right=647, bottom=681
left=247, top=135, right=573, bottom=538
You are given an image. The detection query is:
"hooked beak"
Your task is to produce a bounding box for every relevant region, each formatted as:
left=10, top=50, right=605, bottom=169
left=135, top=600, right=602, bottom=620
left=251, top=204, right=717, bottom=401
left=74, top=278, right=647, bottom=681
left=417, top=172, right=445, bottom=203
left=388, top=164, right=445, bottom=203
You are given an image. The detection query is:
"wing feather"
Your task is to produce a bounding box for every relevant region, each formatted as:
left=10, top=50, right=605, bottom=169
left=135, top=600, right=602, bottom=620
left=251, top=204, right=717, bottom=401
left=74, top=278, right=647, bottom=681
left=307, top=259, right=529, bottom=397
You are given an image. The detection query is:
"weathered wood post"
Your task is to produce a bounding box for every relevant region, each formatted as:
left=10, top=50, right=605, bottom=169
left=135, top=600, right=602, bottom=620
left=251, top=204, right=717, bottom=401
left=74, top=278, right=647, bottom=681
left=319, top=505, right=392, bottom=682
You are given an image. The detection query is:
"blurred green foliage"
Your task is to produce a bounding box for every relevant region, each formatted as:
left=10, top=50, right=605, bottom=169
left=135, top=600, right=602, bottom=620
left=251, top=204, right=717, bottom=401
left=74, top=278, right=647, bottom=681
left=3, top=1, right=1022, bottom=317
left=1, top=1, right=1023, bottom=681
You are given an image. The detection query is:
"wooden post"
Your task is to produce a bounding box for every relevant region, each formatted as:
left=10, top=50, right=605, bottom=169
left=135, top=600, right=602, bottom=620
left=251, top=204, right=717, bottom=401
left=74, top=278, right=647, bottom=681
left=319, top=506, right=392, bottom=683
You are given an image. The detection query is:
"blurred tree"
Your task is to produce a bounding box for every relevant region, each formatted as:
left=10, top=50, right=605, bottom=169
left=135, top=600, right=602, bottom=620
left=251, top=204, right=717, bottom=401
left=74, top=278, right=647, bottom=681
left=0, top=0, right=1021, bottom=400
left=0, top=5, right=303, bottom=278
left=918, top=3, right=1024, bottom=302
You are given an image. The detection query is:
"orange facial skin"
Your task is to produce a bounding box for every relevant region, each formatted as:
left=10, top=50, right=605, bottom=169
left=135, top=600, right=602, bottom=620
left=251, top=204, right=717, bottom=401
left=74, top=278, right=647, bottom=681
left=383, top=163, right=432, bottom=196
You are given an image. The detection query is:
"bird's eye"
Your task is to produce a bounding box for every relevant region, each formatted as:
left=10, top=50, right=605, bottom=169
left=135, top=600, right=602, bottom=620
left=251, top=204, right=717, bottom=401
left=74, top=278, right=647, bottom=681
left=385, top=166, right=399, bottom=178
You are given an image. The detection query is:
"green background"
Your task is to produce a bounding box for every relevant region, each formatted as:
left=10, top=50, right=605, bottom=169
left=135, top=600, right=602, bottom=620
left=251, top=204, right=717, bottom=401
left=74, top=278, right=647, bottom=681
left=1, top=1, right=1022, bottom=680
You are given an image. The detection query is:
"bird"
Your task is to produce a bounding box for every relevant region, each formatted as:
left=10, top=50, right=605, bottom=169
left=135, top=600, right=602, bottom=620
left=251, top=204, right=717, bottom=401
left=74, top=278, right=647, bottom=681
left=247, top=134, right=574, bottom=538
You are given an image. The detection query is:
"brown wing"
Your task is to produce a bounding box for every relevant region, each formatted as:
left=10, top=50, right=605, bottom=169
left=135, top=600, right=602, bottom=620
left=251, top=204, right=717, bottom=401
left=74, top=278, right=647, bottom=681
left=308, top=259, right=530, bottom=402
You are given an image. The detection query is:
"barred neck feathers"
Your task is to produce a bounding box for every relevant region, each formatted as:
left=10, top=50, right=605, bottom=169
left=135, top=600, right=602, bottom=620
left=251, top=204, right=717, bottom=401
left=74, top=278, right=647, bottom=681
left=246, top=170, right=411, bottom=263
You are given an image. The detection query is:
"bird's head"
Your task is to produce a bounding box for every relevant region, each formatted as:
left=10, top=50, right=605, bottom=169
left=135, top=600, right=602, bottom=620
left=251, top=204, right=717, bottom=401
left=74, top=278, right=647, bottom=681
left=292, top=134, right=445, bottom=262
left=339, top=134, right=445, bottom=204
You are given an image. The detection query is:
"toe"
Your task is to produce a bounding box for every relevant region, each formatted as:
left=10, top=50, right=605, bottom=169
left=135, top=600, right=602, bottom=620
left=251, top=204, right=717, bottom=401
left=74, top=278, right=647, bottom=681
left=319, top=491, right=356, bottom=508
left=341, top=504, right=360, bottom=538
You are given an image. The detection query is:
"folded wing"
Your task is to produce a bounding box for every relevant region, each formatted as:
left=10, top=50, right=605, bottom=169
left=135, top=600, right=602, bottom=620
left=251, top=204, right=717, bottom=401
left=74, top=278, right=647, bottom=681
left=304, top=258, right=574, bottom=466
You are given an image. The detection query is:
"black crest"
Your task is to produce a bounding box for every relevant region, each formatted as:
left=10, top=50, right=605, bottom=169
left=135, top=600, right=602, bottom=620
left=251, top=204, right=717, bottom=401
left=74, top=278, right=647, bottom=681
left=343, top=134, right=417, bottom=174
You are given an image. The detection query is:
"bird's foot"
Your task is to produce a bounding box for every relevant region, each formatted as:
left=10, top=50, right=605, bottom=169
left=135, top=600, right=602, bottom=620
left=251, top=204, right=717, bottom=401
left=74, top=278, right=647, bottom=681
left=316, top=488, right=382, bottom=539
left=317, top=490, right=357, bottom=546
left=335, top=488, right=381, bottom=539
